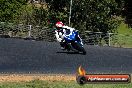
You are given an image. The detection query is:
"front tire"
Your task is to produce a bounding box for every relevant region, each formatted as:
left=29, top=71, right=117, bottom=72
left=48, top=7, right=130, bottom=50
left=71, top=42, right=86, bottom=55
left=81, top=47, right=86, bottom=55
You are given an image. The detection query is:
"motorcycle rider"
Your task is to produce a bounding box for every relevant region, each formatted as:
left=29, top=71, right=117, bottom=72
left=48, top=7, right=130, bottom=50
left=55, top=21, right=82, bottom=50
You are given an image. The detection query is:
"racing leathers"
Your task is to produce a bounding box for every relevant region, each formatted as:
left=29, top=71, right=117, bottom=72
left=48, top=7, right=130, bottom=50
left=55, top=26, right=82, bottom=50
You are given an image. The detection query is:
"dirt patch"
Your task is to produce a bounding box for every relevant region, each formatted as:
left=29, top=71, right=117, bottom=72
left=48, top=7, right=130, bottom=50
left=0, top=74, right=76, bottom=82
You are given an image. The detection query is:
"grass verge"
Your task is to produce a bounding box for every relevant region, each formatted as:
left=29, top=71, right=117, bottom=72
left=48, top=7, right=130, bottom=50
left=111, top=22, right=132, bottom=48
left=0, top=80, right=131, bottom=88
left=0, top=74, right=131, bottom=88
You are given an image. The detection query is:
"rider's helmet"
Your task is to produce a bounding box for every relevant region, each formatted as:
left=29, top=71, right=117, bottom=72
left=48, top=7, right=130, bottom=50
left=55, top=21, right=64, bottom=28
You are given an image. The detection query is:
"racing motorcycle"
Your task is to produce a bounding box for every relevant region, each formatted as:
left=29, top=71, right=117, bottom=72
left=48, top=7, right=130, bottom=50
left=56, top=30, right=86, bottom=55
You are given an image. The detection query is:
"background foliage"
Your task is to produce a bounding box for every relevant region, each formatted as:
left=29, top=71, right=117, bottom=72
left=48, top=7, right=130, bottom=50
left=0, top=0, right=131, bottom=34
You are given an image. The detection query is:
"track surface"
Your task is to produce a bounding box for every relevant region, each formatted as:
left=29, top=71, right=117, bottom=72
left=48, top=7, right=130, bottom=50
left=0, top=38, right=132, bottom=74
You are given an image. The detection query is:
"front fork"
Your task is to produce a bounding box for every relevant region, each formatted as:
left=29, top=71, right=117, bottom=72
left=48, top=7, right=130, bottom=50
left=75, top=35, right=83, bottom=47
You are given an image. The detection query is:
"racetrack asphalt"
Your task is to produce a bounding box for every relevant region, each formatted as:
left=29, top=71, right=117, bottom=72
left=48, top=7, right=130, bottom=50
left=0, top=38, right=132, bottom=74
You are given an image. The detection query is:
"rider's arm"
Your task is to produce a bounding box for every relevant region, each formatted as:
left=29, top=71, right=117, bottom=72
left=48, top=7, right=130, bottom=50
left=62, top=26, right=75, bottom=36
left=55, top=30, right=63, bottom=42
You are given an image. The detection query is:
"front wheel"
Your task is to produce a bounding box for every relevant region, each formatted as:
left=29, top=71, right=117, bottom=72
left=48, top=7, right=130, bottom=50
left=81, top=47, right=86, bottom=55
left=71, top=42, right=86, bottom=55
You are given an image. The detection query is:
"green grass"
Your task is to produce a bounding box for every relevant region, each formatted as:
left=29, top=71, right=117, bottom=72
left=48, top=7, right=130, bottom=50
left=117, top=22, right=132, bottom=35
left=111, top=22, right=132, bottom=48
left=0, top=80, right=132, bottom=88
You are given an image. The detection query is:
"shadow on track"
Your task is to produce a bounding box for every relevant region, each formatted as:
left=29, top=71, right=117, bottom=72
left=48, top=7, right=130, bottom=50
left=56, top=51, right=85, bottom=55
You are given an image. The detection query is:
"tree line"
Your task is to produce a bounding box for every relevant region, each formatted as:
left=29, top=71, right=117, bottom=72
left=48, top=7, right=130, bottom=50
left=0, top=0, right=131, bottom=34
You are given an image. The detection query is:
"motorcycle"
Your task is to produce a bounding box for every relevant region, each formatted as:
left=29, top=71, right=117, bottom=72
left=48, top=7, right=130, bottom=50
left=58, top=30, right=86, bottom=55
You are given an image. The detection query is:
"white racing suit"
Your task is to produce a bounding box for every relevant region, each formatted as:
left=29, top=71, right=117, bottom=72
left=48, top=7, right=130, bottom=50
left=55, top=26, right=82, bottom=49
